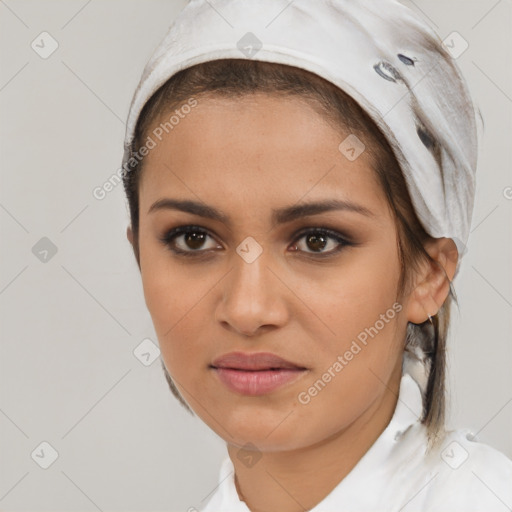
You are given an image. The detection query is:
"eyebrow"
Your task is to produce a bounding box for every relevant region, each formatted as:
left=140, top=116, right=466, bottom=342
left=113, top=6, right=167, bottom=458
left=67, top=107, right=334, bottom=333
left=148, top=198, right=375, bottom=225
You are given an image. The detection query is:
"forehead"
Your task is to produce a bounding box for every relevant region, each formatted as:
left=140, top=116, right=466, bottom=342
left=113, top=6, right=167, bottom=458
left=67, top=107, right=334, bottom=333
left=138, top=94, right=387, bottom=219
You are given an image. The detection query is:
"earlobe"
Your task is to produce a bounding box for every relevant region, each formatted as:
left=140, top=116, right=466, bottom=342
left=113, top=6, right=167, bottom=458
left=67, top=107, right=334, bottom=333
left=126, top=225, right=134, bottom=246
left=405, top=237, right=458, bottom=324
left=407, top=283, right=440, bottom=324
left=126, top=225, right=141, bottom=269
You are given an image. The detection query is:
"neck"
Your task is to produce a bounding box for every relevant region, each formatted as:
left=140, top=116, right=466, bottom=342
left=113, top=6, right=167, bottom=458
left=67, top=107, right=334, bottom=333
left=228, top=366, right=402, bottom=512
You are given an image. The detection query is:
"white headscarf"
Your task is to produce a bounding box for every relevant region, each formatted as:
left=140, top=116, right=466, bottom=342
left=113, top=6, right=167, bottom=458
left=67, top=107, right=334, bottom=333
left=122, top=0, right=483, bottom=396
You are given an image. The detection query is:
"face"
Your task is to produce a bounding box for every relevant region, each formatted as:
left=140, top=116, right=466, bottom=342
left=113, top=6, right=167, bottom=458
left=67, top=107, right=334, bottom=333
left=132, top=93, right=413, bottom=451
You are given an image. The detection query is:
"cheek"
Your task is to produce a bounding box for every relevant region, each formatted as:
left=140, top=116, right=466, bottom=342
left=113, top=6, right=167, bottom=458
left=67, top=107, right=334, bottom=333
left=304, top=248, right=404, bottom=392
left=139, top=240, right=192, bottom=337
left=138, top=240, right=215, bottom=381
left=312, top=247, right=401, bottom=340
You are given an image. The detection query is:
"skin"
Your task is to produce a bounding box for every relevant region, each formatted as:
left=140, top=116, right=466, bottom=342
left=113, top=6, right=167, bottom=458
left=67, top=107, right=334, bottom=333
left=127, top=93, right=458, bottom=512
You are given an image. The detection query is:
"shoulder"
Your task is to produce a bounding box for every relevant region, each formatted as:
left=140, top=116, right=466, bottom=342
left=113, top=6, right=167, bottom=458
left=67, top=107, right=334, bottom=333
left=421, top=427, right=512, bottom=511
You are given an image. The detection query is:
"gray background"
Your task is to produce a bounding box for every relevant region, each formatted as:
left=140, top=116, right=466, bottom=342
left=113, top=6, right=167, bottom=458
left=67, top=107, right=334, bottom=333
left=0, top=0, right=511, bottom=510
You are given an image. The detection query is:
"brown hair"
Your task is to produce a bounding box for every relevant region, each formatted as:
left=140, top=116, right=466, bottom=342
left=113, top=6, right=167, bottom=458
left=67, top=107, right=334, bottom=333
left=123, top=59, right=457, bottom=452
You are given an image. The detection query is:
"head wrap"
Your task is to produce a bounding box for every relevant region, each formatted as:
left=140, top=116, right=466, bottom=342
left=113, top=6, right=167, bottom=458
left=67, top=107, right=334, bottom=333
left=122, top=0, right=483, bottom=396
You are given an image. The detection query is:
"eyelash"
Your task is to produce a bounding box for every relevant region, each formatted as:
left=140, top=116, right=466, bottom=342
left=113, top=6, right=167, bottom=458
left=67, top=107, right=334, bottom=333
left=159, top=224, right=354, bottom=259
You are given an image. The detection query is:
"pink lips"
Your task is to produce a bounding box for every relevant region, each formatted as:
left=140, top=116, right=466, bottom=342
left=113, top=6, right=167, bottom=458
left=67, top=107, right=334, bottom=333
left=210, top=351, right=308, bottom=396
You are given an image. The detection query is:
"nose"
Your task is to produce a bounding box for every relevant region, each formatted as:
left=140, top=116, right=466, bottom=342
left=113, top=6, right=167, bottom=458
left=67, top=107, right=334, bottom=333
left=215, top=249, right=289, bottom=337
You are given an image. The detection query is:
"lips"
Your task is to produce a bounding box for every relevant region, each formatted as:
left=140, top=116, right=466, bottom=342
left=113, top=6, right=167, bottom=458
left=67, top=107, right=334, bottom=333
left=210, top=352, right=309, bottom=395
left=210, top=351, right=307, bottom=371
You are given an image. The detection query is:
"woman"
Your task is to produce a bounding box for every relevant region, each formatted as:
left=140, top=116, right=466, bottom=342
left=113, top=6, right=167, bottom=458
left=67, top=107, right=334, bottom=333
left=121, top=0, right=512, bottom=510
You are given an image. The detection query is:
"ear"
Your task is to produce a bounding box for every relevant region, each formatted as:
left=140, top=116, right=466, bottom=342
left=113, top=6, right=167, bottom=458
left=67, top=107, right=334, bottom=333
left=406, top=237, right=459, bottom=324
left=126, top=225, right=134, bottom=245
left=126, top=225, right=141, bottom=269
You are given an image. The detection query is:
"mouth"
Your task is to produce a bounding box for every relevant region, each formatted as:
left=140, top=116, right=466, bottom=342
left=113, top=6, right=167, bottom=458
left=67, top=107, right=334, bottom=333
left=210, top=367, right=308, bottom=396
left=210, top=351, right=308, bottom=395
left=210, top=351, right=307, bottom=371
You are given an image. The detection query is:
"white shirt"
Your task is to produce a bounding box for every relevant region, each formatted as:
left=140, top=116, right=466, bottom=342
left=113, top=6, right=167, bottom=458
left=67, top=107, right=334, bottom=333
left=200, top=369, right=512, bottom=511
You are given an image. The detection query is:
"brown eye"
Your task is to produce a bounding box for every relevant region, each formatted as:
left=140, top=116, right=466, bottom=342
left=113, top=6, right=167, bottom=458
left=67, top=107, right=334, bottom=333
left=303, top=233, right=330, bottom=252
left=160, top=225, right=220, bottom=256
left=182, top=230, right=207, bottom=250
left=160, top=225, right=354, bottom=259
left=291, top=228, right=352, bottom=257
